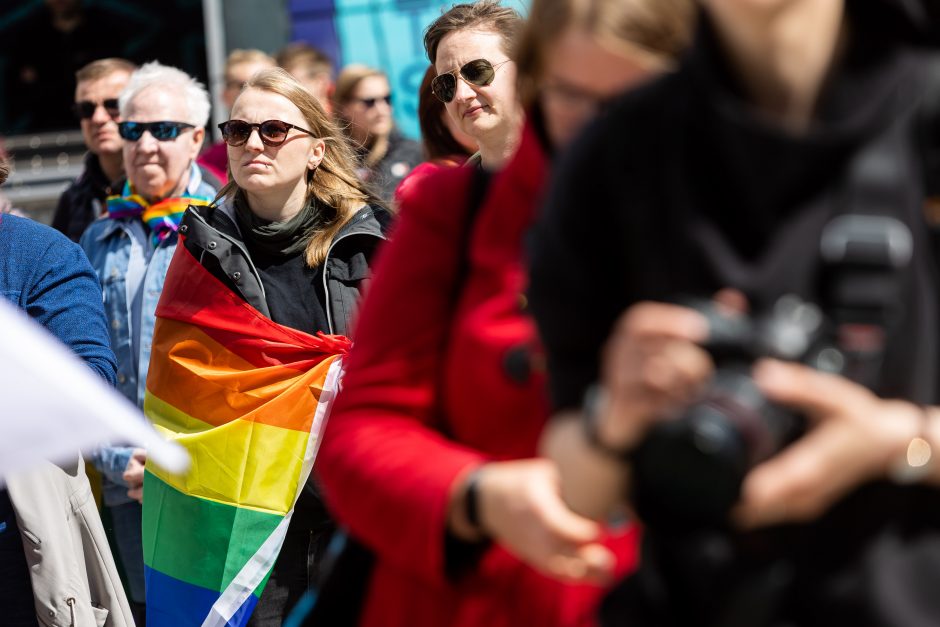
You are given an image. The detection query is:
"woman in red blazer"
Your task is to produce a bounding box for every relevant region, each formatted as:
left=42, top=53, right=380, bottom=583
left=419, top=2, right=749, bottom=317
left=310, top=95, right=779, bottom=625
left=316, top=1, right=694, bottom=625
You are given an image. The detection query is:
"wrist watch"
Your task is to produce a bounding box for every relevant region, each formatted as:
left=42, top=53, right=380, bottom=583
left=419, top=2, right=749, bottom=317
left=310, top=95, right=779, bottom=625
left=582, top=383, right=632, bottom=460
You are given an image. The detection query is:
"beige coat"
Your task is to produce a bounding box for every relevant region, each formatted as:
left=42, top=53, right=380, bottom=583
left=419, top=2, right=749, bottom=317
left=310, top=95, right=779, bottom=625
left=6, top=456, right=135, bottom=627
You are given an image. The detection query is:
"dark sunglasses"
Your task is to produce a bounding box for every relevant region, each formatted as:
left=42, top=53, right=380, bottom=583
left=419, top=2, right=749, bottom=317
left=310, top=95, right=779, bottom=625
left=355, top=94, right=392, bottom=109
left=118, top=121, right=195, bottom=142
left=73, top=99, right=120, bottom=120
left=218, top=119, right=316, bottom=147
left=431, top=59, right=509, bottom=104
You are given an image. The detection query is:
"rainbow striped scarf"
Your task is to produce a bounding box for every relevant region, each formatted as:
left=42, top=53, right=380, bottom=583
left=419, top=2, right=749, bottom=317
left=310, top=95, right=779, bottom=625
left=142, top=241, right=350, bottom=626
left=106, top=181, right=213, bottom=245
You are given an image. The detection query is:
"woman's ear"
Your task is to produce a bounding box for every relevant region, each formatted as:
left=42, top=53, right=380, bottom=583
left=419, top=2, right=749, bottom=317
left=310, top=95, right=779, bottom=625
left=308, top=138, right=326, bottom=170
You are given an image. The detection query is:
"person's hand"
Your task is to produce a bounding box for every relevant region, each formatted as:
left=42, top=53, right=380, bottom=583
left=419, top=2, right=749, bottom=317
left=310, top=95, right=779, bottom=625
left=449, top=459, right=615, bottom=583
left=733, top=359, right=921, bottom=529
left=593, top=301, right=713, bottom=453
left=123, top=448, right=147, bottom=503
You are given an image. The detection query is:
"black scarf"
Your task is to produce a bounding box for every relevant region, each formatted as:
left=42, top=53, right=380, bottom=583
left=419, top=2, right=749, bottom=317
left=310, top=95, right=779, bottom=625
left=233, top=190, right=320, bottom=257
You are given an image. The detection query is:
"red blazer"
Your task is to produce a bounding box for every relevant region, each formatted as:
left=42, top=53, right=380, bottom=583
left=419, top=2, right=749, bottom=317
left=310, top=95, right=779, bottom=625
left=317, top=122, right=638, bottom=627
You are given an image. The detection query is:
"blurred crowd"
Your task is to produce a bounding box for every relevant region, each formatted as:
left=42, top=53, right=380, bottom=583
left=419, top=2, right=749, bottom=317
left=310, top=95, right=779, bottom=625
left=1, top=1, right=939, bottom=626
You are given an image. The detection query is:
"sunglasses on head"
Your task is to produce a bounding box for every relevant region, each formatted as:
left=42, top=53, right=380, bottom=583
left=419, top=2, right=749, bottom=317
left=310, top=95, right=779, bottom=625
left=118, top=121, right=195, bottom=142
left=73, top=99, right=120, bottom=120
left=218, top=119, right=316, bottom=147
left=356, top=94, right=392, bottom=109
left=431, top=59, right=509, bottom=104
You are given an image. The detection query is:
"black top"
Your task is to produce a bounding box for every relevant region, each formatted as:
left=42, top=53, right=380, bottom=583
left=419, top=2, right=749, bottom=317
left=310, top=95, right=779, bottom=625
left=528, top=4, right=940, bottom=626
left=52, top=153, right=117, bottom=242
left=241, top=238, right=331, bottom=336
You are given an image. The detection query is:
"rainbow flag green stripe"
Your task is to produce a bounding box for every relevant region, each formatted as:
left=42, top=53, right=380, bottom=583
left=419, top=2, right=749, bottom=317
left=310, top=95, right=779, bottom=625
left=142, top=473, right=281, bottom=594
left=143, top=239, right=350, bottom=626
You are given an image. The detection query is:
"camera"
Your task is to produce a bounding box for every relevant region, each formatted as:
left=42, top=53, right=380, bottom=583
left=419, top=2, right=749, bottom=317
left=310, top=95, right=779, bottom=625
left=631, top=215, right=913, bottom=530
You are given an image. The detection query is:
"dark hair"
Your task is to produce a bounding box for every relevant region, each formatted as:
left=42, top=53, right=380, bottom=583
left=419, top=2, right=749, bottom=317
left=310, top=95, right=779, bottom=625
left=514, top=0, right=695, bottom=108
left=423, top=0, right=523, bottom=65
left=0, top=157, right=8, bottom=186
left=417, top=65, right=474, bottom=161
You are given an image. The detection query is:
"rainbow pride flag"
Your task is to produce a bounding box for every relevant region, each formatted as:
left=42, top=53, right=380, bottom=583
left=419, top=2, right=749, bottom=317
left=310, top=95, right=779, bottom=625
left=142, top=241, right=350, bottom=626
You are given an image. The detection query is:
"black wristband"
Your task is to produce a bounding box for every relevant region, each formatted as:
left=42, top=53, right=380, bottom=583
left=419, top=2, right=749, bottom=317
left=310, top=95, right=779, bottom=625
left=464, top=469, right=486, bottom=535
left=582, top=383, right=632, bottom=460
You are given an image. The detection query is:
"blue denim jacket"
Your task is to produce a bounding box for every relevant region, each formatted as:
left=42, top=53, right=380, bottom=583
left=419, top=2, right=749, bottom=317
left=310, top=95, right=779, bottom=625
left=80, top=164, right=217, bottom=505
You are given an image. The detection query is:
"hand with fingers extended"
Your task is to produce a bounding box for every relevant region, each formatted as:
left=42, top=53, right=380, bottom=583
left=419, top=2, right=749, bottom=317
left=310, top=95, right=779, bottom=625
left=734, top=359, right=933, bottom=529
left=123, top=448, right=147, bottom=503
left=448, top=459, right=616, bottom=584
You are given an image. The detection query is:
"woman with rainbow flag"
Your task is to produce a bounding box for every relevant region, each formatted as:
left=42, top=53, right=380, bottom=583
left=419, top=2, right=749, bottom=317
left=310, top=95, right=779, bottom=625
left=140, top=67, right=389, bottom=627
left=80, top=60, right=218, bottom=624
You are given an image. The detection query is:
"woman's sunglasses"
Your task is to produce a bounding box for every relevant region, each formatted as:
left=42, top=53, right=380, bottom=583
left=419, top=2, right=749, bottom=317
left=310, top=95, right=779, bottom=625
left=218, top=119, right=316, bottom=147
left=355, top=94, right=393, bottom=109
left=73, top=99, right=120, bottom=120
left=118, top=121, right=195, bottom=142
left=431, top=59, right=509, bottom=104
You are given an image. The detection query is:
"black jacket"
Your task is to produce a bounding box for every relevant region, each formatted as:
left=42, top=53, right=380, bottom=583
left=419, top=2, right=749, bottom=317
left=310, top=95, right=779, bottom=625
left=362, top=130, right=422, bottom=202
left=178, top=199, right=390, bottom=336
left=51, top=153, right=118, bottom=242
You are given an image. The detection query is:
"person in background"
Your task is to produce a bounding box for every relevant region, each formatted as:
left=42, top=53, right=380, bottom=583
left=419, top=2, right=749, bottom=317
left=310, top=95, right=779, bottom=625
left=333, top=64, right=422, bottom=201
left=314, top=1, right=692, bottom=626
left=0, top=156, right=134, bottom=627
left=4, top=0, right=126, bottom=132
left=393, top=64, right=478, bottom=204
left=198, top=49, right=277, bottom=183
left=277, top=42, right=335, bottom=111
left=51, top=58, right=136, bottom=242
left=79, top=61, right=217, bottom=625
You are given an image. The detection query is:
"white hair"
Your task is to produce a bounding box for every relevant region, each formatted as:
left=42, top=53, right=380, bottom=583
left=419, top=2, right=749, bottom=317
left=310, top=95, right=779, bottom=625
left=119, top=61, right=211, bottom=127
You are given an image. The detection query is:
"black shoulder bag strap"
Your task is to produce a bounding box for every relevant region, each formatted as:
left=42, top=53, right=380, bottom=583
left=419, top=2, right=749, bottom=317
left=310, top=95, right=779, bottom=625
left=296, top=165, right=492, bottom=627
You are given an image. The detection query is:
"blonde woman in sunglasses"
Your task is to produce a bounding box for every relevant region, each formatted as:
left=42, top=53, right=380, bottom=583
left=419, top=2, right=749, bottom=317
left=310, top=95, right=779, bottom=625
left=166, top=66, right=389, bottom=626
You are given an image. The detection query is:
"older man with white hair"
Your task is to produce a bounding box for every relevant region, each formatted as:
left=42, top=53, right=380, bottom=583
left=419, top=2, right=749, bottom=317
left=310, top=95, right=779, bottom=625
left=79, top=60, right=219, bottom=622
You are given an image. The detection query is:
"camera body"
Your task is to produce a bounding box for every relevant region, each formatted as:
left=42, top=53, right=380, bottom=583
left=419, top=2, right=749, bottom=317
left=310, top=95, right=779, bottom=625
left=631, top=296, right=835, bottom=528
left=631, top=214, right=913, bottom=530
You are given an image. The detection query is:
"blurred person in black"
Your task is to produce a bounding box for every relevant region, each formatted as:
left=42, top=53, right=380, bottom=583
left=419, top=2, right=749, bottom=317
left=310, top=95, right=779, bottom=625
left=4, top=0, right=126, bottom=133
left=51, top=58, right=135, bottom=242
left=528, top=1, right=940, bottom=625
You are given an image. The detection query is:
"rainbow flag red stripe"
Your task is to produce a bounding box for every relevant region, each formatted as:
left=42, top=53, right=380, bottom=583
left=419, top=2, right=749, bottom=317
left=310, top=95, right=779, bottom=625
left=143, top=241, right=349, bottom=626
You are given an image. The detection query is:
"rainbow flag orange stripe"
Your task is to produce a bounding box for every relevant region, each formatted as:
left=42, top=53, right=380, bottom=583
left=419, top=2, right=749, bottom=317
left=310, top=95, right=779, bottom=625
left=143, top=242, right=349, bottom=627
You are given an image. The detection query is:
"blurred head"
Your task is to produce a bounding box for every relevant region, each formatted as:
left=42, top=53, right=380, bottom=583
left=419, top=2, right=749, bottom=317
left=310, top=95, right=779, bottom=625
left=334, top=65, right=393, bottom=149
left=118, top=62, right=208, bottom=201
left=424, top=0, right=523, bottom=146
left=222, top=49, right=276, bottom=111
left=417, top=64, right=477, bottom=161
left=74, top=58, right=136, bottom=156
left=219, top=67, right=375, bottom=266
left=277, top=42, right=334, bottom=105
left=515, top=0, right=694, bottom=148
